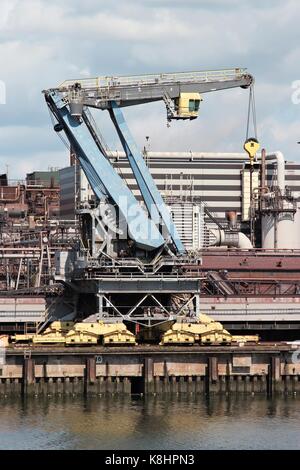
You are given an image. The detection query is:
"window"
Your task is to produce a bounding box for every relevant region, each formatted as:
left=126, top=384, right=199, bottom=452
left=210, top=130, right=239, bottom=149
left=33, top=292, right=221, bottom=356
left=188, top=99, right=200, bottom=112
left=189, top=100, right=195, bottom=112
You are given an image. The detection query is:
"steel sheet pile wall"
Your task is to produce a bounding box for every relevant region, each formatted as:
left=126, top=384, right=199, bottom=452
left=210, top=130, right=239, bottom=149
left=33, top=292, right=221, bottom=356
left=0, top=346, right=299, bottom=397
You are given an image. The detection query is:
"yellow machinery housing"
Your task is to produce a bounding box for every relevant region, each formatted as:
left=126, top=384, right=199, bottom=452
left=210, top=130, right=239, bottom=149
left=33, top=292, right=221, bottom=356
left=13, top=321, right=74, bottom=344
left=0, top=335, right=10, bottom=347
left=13, top=321, right=136, bottom=346
left=175, top=92, right=202, bottom=119
left=32, top=321, right=74, bottom=344
left=160, top=314, right=259, bottom=345
left=65, top=321, right=136, bottom=346
left=12, top=316, right=258, bottom=347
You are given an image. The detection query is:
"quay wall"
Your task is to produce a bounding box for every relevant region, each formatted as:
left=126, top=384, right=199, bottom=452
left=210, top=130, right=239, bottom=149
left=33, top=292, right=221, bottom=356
left=0, top=345, right=300, bottom=397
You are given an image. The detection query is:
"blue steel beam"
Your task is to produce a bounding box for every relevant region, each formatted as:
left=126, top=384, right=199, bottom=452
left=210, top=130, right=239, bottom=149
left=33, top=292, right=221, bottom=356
left=109, top=102, right=186, bottom=254
left=46, top=90, right=165, bottom=251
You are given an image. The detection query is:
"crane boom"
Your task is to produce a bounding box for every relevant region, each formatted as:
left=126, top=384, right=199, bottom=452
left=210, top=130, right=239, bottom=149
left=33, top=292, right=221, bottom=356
left=56, top=68, right=253, bottom=113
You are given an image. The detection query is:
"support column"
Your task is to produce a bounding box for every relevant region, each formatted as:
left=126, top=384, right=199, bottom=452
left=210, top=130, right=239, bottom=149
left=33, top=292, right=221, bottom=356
left=123, top=377, right=131, bottom=394
left=206, top=356, right=219, bottom=394
left=163, top=360, right=170, bottom=394
left=144, top=357, right=154, bottom=394
left=85, top=357, right=96, bottom=395
left=97, top=294, right=105, bottom=318
left=23, top=358, right=35, bottom=396
left=269, top=356, right=282, bottom=395
left=245, top=375, right=252, bottom=393
left=64, top=377, right=72, bottom=396
left=195, top=294, right=200, bottom=318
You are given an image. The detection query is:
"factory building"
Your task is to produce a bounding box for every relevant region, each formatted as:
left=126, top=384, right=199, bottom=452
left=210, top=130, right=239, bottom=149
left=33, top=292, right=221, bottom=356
left=26, top=170, right=60, bottom=187
left=0, top=170, right=60, bottom=225
left=59, top=151, right=300, bottom=249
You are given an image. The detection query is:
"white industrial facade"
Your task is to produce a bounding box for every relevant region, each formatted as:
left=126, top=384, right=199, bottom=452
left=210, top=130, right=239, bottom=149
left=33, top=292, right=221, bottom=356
left=59, top=152, right=300, bottom=228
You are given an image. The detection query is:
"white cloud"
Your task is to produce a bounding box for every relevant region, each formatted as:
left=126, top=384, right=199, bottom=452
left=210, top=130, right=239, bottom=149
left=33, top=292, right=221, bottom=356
left=1, top=1, right=190, bottom=42
left=0, top=0, right=300, bottom=179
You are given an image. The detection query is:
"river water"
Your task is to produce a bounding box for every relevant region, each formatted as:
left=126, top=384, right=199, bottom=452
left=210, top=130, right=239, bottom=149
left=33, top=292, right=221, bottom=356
left=0, top=396, right=299, bottom=450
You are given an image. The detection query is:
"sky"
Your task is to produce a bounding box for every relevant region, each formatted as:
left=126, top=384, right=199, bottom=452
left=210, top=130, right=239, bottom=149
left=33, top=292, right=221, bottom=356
left=0, top=0, right=299, bottom=178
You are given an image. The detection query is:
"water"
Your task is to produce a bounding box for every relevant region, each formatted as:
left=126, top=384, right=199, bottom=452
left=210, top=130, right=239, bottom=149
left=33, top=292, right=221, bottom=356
left=0, top=396, right=299, bottom=450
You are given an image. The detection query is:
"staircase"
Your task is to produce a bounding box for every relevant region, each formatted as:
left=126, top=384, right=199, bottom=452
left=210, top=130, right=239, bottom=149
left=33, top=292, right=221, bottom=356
left=163, top=92, right=177, bottom=120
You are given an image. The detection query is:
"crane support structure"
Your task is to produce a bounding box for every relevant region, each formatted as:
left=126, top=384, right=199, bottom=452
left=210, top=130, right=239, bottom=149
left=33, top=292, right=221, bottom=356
left=45, top=90, right=165, bottom=251
left=109, top=102, right=185, bottom=253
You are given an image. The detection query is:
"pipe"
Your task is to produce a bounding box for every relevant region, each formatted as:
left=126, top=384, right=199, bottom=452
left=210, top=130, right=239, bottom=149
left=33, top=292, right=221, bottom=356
left=261, top=148, right=266, bottom=190
left=237, top=232, right=254, bottom=249
left=112, top=151, right=247, bottom=160
left=265, top=151, right=285, bottom=192
left=226, top=211, right=237, bottom=230
left=210, top=229, right=253, bottom=249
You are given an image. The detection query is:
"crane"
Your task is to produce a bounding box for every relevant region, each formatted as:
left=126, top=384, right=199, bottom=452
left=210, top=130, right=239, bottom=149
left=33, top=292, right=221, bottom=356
left=43, top=68, right=253, bottom=257
left=20, top=67, right=259, bottom=347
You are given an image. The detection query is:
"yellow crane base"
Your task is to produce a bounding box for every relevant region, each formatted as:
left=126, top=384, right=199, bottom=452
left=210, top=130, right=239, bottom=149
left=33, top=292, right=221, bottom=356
left=160, top=314, right=259, bottom=346
left=65, top=321, right=136, bottom=346
left=12, top=321, right=136, bottom=346
left=11, top=316, right=258, bottom=347
left=32, top=321, right=74, bottom=344
left=12, top=333, right=35, bottom=343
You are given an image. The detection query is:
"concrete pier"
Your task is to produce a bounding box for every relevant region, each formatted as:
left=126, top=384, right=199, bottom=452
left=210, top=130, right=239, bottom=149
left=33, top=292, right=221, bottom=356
left=0, top=344, right=299, bottom=397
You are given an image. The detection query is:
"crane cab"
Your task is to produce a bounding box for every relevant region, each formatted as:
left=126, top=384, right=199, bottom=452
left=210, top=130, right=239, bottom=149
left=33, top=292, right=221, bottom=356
left=175, top=92, right=202, bottom=119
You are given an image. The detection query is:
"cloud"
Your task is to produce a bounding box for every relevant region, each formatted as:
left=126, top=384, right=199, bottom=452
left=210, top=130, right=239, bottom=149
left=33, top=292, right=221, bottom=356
left=0, top=0, right=300, bottom=179
left=0, top=1, right=191, bottom=42
left=0, top=150, right=67, bottom=179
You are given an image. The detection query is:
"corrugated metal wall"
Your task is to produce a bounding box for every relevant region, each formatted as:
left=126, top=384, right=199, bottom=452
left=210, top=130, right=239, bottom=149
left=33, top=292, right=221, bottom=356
left=112, top=156, right=300, bottom=226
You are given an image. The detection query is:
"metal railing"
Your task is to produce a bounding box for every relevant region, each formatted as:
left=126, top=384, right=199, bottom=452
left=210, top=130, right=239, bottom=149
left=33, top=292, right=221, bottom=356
left=205, top=308, right=300, bottom=316
left=58, top=68, right=248, bottom=90
left=0, top=179, right=59, bottom=188
left=201, top=248, right=300, bottom=257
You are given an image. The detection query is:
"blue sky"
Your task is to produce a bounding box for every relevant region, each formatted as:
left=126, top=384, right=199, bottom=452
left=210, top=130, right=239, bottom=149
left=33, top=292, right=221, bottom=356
left=0, top=0, right=299, bottom=178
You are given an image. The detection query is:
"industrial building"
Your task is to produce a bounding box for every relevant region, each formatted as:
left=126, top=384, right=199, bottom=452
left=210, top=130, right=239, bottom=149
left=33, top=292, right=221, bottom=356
left=59, top=151, right=300, bottom=249
left=0, top=170, right=60, bottom=227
